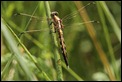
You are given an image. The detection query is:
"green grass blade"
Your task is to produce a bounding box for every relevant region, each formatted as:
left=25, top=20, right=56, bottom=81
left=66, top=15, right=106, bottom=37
left=44, top=1, right=63, bottom=81
left=1, top=18, right=34, bottom=80
left=99, top=1, right=121, bottom=43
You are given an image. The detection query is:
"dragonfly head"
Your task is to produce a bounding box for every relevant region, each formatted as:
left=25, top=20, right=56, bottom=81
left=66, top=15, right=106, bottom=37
left=51, top=11, right=59, bottom=17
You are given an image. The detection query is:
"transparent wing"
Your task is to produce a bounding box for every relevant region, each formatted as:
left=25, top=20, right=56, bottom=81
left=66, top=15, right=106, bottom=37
left=15, top=13, right=49, bottom=23
left=61, top=2, right=95, bottom=23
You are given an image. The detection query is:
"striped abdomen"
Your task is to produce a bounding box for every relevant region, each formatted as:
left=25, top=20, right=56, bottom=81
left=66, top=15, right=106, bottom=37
left=57, top=29, right=69, bottom=67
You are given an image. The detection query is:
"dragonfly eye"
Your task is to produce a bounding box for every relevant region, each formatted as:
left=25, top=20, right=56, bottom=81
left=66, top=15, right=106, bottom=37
left=51, top=11, right=59, bottom=17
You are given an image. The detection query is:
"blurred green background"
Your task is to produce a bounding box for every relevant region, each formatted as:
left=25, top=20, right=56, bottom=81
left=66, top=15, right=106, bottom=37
left=1, top=1, right=121, bottom=81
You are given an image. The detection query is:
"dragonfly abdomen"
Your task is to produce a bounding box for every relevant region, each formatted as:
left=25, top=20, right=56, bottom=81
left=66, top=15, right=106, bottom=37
left=57, top=29, right=69, bottom=67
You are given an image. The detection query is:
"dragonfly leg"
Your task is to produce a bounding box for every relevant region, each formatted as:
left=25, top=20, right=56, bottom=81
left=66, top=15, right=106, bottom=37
left=49, top=21, right=57, bottom=34
left=49, top=28, right=57, bottom=34
left=49, top=21, right=53, bottom=26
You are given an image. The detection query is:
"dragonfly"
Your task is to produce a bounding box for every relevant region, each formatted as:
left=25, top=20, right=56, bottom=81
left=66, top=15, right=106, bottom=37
left=15, top=2, right=97, bottom=67
left=50, top=11, right=69, bottom=67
